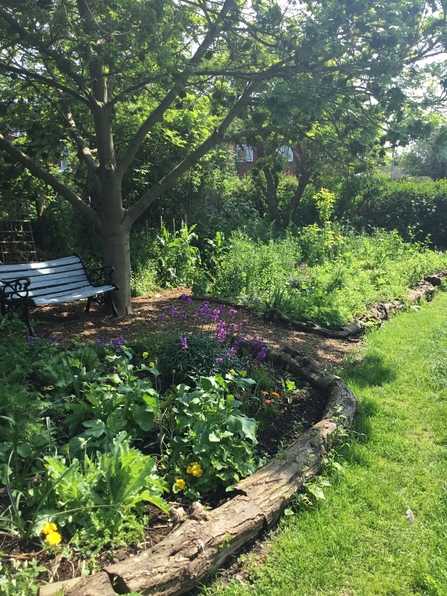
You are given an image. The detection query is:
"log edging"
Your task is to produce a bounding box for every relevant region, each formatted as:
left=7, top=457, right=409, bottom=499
left=39, top=346, right=358, bottom=596
left=263, top=271, right=447, bottom=339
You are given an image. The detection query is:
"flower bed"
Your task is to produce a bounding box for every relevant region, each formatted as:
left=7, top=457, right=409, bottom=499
left=0, top=297, right=329, bottom=594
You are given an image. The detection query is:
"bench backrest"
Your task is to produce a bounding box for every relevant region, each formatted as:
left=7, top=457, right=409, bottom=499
left=0, top=255, right=91, bottom=300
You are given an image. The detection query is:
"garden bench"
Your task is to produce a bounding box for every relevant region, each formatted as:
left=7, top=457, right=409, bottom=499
left=0, top=254, right=118, bottom=335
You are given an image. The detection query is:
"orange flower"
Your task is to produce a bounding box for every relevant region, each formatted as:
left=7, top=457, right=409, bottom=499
left=265, top=399, right=271, bottom=405
left=261, top=390, right=269, bottom=396
left=271, top=392, right=280, bottom=398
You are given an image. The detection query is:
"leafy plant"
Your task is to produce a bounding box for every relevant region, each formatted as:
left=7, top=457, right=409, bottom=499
left=41, top=432, right=168, bottom=543
left=156, top=223, right=201, bottom=287
left=166, top=374, right=260, bottom=499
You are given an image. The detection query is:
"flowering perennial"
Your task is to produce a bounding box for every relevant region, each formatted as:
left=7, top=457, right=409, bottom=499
left=42, top=522, right=62, bottom=546
left=186, top=462, right=203, bottom=477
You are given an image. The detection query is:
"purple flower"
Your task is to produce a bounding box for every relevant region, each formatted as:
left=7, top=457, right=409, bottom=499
left=229, top=308, right=237, bottom=318
left=181, top=336, right=188, bottom=350
left=216, top=320, right=226, bottom=343
left=168, top=305, right=179, bottom=318
left=237, top=322, right=243, bottom=332
left=180, top=310, right=187, bottom=320
left=159, top=313, right=166, bottom=323
left=256, top=346, right=268, bottom=362
left=112, top=336, right=125, bottom=348
left=211, top=308, right=221, bottom=322
left=225, top=346, right=237, bottom=359
left=179, top=293, right=193, bottom=304
left=196, top=301, right=211, bottom=321
left=215, top=357, right=223, bottom=363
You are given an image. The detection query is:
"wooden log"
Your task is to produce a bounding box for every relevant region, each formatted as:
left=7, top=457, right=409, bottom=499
left=39, top=572, right=115, bottom=596
left=106, top=494, right=265, bottom=595
left=104, top=379, right=357, bottom=596
left=237, top=378, right=357, bottom=528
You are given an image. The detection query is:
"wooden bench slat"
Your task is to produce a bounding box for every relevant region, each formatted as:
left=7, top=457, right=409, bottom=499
left=29, top=285, right=94, bottom=298
left=0, top=256, right=82, bottom=274
left=0, top=264, right=87, bottom=281
left=0, top=254, right=118, bottom=334
left=20, top=271, right=89, bottom=289
left=32, top=285, right=117, bottom=305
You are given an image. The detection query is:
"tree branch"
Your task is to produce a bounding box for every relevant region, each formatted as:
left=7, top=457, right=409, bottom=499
left=117, top=0, right=236, bottom=178
left=0, top=133, right=101, bottom=229
left=126, top=80, right=260, bottom=225
left=0, top=61, right=90, bottom=106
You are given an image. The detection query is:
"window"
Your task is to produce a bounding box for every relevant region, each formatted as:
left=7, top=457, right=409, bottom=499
left=278, top=146, right=293, bottom=162
left=236, top=144, right=254, bottom=162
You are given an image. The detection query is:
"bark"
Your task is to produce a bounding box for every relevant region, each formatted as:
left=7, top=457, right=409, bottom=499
left=262, top=166, right=281, bottom=225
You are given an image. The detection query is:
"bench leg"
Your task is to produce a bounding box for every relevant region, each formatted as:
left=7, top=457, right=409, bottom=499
left=107, top=291, right=119, bottom=317
left=85, top=297, right=92, bottom=313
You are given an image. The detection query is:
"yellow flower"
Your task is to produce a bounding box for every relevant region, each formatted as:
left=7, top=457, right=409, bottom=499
left=229, top=369, right=236, bottom=375
left=175, top=478, right=186, bottom=490
left=186, top=462, right=203, bottom=478
left=45, top=531, right=62, bottom=546
left=41, top=522, right=57, bottom=535
left=142, top=352, right=149, bottom=359
left=149, top=361, right=155, bottom=367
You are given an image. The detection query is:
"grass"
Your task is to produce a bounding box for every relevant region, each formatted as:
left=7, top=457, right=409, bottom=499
left=201, top=291, right=447, bottom=596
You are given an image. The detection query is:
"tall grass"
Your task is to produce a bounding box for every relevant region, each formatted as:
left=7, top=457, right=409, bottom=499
left=209, top=226, right=447, bottom=326
left=201, top=289, right=447, bottom=596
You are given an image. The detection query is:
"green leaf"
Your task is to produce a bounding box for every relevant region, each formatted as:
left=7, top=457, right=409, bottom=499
left=131, top=404, right=155, bottom=431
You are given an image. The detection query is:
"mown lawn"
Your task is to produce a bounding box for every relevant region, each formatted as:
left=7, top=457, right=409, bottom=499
left=202, top=290, right=447, bottom=596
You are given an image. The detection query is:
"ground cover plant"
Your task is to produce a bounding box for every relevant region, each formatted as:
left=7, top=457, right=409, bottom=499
left=209, top=225, right=447, bottom=327
left=202, top=289, right=447, bottom=596
left=0, top=298, right=317, bottom=594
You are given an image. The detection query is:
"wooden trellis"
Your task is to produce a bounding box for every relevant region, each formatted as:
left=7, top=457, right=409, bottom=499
left=0, top=197, right=37, bottom=264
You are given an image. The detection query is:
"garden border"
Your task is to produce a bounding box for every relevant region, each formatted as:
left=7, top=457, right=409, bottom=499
left=40, top=345, right=357, bottom=596
left=263, top=272, right=447, bottom=338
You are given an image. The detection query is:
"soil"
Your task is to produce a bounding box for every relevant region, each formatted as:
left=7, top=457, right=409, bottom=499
left=0, top=289, right=360, bottom=590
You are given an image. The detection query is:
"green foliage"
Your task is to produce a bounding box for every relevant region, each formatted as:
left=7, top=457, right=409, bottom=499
left=0, top=557, right=46, bottom=596
left=159, top=332, right=241, bottom=386
left=156, top=224, right=201, bottom=288
left=42, top=432, right=168, bottom=541
left=209, top=228, right=447, bottom=327
left=337, top=175, right=447, bottom=249
left=166, top=374, right=259, bottom=499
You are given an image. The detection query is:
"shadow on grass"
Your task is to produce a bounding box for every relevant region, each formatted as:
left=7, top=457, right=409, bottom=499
left=343, top=351, right=396, bottom=388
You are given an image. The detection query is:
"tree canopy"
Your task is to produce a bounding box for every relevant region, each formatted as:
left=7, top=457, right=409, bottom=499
left=0, top=0, right=445, bottom=313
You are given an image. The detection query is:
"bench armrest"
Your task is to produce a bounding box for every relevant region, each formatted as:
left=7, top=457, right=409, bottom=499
left=0, top=277, right=31, bottom=301
left=86, top=265, right=115, bottom=287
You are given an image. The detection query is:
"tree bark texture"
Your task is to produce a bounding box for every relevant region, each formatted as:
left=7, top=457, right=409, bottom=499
left=40, top=344, right=357, bottom=596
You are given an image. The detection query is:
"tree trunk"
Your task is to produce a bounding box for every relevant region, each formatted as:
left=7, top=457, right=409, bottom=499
left=101, top=220, right=132, bottom=316
left=262, top=166, right=281, bottom=225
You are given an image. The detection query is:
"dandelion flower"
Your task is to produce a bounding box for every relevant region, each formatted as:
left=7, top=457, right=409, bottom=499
left=175, top=478, right=186, bottom=490
left=41, top=522, right=57, bottom=536
left=45, top=531, right=62, bottom=546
